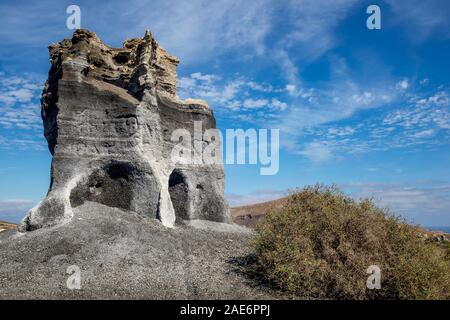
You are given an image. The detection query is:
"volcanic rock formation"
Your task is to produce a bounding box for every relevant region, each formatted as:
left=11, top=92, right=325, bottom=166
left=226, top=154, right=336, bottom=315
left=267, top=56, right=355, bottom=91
left=21, top=29, right=229, bottom=231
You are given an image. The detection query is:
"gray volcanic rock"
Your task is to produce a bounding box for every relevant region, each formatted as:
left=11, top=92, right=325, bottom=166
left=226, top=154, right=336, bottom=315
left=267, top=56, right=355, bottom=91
left=0, top=202, right=282, bottom=299
left=0, top=30, right=283, bottom=300
left=21, top=29, right=229, bottom=231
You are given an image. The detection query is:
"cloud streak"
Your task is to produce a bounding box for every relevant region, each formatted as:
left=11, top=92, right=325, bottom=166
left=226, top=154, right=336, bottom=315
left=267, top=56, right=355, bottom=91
left=343, top=180, right=450, bottom=226
left=0, top=72, right=46, bottom=150
left=0, top=198, right=35, bottom=224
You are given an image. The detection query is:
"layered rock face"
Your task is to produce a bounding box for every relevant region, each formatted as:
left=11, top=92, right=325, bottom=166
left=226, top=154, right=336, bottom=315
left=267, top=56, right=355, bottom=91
left=21, top=29, right=229, bottom=231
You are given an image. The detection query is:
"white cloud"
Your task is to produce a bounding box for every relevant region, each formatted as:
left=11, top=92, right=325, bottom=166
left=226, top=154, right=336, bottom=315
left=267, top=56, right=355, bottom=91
left=179, top=73, right=241, bottom=105
left=270, top=98, right=288, bottom=111
left=1, top=0, right=449, bottom=69
left=328, top=126, right=355, bottom=137
left=0, top=74, right=43, bottom=132
left=180, top=68, right=448, bottom=166
left=178, top=72, right=289, bottom=120
left=343, top=180, right=450, bottom=226
left=242, top=97, right=288, bottom=111
left=97, top=0, right=273, bottom=63
left=10, top=88, right=34, bottom=102
left=0, top=199, right=35, bottom=224
left=274, top=78, right=399, bottom=154
left=413, top=129, right=435, bottom=138
left=0, top=73, right=46, bottom=151
left=0, top=198, right=34, bottom=213
left=384, top=0, right=450, bottom=41
left=0, top=199, right=34, bottom=206
left=383, top=90, right=450, bottom=131
left=0, top=74, right=42, bottom=107
left=0, top=0, right=273, bottom=64
left=1, top=1, right=448, bottom=160
left=277, top=81, right=450, bottom=162
left=428, top=91, right=450, bottom=106
left=243, top=98, right=268, bottom=109
left=281, top=0, right=359, bottom=61
left=285, top=84, right=297, bottom=96
left=396, top=79, right=409, bottom=90
left=0, top=0, right=362, bottom=68
left=285, top=84, right=315, bottom=100
left=247, top=82, right=274, bottom=92
left=298, top=142, right=333, bottom=163
left=352, top=91, right=374, bottom=105
left=190, top=72, right=219, bottom=82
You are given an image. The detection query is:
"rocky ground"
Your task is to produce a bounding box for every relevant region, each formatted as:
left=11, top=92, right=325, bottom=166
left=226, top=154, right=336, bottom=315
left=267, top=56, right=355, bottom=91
left=0, top=202, right=283, bottom=299
left=0, top=221, right=17, bottom=233
left=231, top=198, right=286, bottom=228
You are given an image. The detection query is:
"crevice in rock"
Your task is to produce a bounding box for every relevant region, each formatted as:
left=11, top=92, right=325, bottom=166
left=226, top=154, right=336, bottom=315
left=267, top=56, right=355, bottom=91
left=168, top=169, right=189, bottom=223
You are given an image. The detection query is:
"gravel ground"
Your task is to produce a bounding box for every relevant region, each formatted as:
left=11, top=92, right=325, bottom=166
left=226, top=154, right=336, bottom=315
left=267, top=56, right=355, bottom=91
left=0, top=202, right=282, bottom=299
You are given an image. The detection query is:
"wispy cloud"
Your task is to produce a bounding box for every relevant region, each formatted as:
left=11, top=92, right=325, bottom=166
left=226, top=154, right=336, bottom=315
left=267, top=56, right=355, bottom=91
left=179, top=67, right=450, bottom=164
left=269, top=46, right=450, bottom=160
left=343, top=180, right=450, bottom=226
left=0, top=0, right=357, bottom=65
left=274, top=82, right=398, bottom=155
left=280, top=0, right=359, bottom=61
left=178, top=72, right=288, bottom=121
left=0, top=72, right=46, bottom=150
left=396, top=79, right=410, bottom=90
left=1, top=0, right=273, bottom=64
left=0, top=198, right=35, bottom=223
left=0, top=73, right=43, bottom=129
left=385, top=0, right=450, bottom=41
left=1, top=0, right=449, bottom=66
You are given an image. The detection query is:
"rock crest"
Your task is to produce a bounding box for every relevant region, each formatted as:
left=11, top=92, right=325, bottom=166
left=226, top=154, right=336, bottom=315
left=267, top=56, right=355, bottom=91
left=21, top=29, right=229, bottom=231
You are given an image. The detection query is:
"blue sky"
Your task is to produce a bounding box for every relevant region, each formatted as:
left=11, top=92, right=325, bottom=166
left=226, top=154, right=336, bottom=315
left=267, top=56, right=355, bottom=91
left=0, top=0, right=449, bottom=227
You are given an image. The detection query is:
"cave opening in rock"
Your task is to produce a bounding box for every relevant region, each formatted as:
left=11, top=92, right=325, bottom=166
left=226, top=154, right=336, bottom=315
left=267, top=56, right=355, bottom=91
left=168, top=169, right=189, bottom=222
left=69, top=161, right=160, bottom=218
left=113, top=51, right=130, bottom=65
left=70, top=161, right=136, bottom=211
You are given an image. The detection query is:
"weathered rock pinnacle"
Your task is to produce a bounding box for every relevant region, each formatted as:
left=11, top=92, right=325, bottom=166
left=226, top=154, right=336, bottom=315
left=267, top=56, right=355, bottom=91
left=21, top=29, right=229, bottom=231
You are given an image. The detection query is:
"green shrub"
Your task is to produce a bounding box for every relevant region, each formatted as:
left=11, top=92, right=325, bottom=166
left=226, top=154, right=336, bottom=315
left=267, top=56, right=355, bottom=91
left=248, top=185, right=450, bottom=299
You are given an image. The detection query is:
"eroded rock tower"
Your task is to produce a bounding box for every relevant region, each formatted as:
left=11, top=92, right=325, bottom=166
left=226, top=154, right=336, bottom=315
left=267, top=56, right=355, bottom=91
left=21, top=29, right=229, bottom=231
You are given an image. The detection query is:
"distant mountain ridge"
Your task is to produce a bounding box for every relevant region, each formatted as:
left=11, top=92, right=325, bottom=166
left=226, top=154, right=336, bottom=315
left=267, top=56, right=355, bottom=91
left=0, top=221, right=17, bottom=232
left=231, top=197, right=286, bottom=228
left=231, top=196, right=450, bottom=242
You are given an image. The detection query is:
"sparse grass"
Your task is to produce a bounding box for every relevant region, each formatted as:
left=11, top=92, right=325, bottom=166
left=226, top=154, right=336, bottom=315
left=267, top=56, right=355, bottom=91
left=244, top=184, right=450, bottom=299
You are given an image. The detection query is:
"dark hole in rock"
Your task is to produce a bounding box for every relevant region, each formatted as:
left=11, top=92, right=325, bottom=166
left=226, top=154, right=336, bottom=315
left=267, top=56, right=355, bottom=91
left=69, top=161, right=160, bottom=218
left=106, top=161, right=136, bottom=180
left=113, top=52, right=130, bottom=65
left=168, top=169, right=189, bottom=222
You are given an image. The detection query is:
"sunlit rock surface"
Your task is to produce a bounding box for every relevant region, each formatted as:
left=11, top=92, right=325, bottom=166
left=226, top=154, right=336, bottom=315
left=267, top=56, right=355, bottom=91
left=21, top=29, right=229, bottom=231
